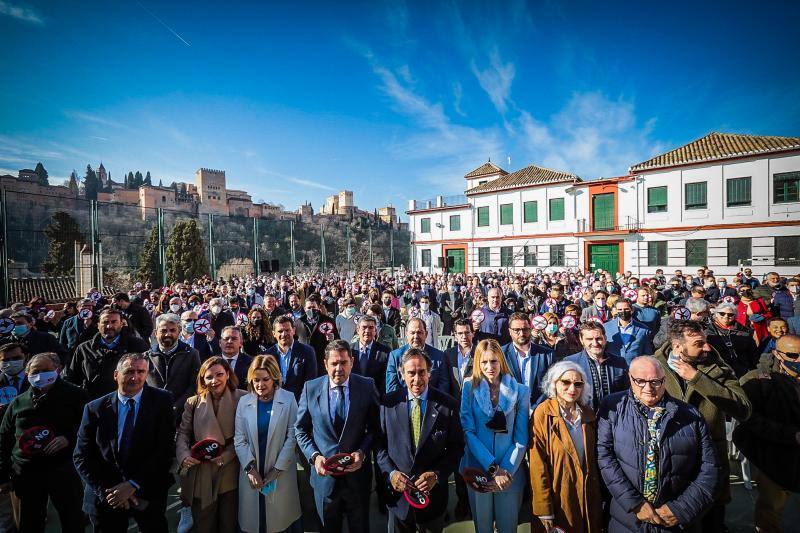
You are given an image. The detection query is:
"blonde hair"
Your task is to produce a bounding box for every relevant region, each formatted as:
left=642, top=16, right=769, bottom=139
left=246, top=354, right=282, bottom=393
left=470, top=339, right=512, bottom=388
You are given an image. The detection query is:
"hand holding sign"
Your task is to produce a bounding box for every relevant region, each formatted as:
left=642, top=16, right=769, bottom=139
left=531, top=315, right=548, bottom=331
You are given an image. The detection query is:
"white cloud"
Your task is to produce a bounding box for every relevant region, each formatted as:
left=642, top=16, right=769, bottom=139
left=452, top=82, right=466, bottom=117
left=471, top=48, right=516, bottom=115
left=0, top=1, right=43, bottom=24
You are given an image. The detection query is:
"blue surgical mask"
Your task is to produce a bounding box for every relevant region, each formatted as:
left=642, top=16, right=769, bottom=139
left=779, top=358, right=800, bottom=376
left=28, top=370, right=58, bottom=389
left=546, top=324, right=558, bottom=335
left=184, top=321, right=195, bottom=334
left=12, top=325, right=28, bottom=337
left=1, top=359, right=24, bottom=376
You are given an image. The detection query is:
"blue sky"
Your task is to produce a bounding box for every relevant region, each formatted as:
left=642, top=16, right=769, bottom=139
left=1, top=0, right=798, bottom=217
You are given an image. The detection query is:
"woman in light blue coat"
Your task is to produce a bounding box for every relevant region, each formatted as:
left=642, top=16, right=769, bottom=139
left=460, top=338, right=530, bottom=533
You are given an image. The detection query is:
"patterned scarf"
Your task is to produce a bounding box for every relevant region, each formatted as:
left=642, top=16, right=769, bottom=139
left=635, top=397, right=666, bottom=503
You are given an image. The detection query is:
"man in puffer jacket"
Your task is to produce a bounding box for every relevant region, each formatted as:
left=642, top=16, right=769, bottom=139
left=597, top=356, right=719, bottom=532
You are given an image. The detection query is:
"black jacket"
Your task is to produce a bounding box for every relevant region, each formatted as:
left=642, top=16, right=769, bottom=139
left=66, top=333, right=151, bottom=400
left=704, top=321, right=759, bottom=378
left=12, top=330, right=67, bottom=365
left=121, top=302, right=154, bottom=340
left=145, top=341, right=202, bottom=424
left=350, top=340, right=391, bottom=397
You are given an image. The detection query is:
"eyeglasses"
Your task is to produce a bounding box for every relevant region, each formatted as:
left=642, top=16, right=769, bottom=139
left=716, top=312, right=735, bottom=318
left=631, top=377, right=665, bottom=388
left=776, top=350, right=800, bottom=360
left=509, top=327, right=531, bottom=334
left=558, top=379, right=584, bottom=389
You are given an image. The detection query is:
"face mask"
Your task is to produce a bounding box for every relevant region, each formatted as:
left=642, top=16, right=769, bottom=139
left=778, top=357, right=800, bottom=376
left=704, top=282, right=714, bottom=288
left=595, top=299, right=606, bottom=308
left=1, top=359, right=24, bottom=376
left=211, top=305, right=222, bottom=315
left=628, top=283, right=639, bottom=289
left=170, top=304, right=181, bottom=313
left=419, top=302, right=430, bottom=311
left=546, top=324, right=558, bottom=335
left=12, top=325, right=28, bottom=337
left=382, top=300, right=392, bottom=308
left=345, top=307, right=356, bottom=317
left=620, top=310, right=633, bottom=321
left=719, top=282, right=727, bottom=288
left=184, top=321, right=195, bottom=334
left=247, top=289, right=255, bottom=296
left=790, top=286, right=800, bottom=294
left=28, top=370, right=58, bottom=389
left=306, top=309, right=319, bottom=320
left=605, top=285, right=615, bottom=293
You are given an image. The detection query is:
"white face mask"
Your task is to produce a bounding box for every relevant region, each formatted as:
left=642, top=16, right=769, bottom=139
left=211, top=305, right=222, bottom=315
left=419, top=302, right=430, bottom=311
left=169, top=304, right=181, bottom=313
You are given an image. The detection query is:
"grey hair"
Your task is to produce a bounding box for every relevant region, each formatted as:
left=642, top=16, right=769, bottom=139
left=115, top=353, right=148, bottom=373
left=26, top=352, right=62, bottom=373
left=713, top=302, right=737, bottom=315
left=155, top=313, right=181, bottom=329
left=684, top=297, right=709, bottom=314
left=541, top=360, right=591, bottom=406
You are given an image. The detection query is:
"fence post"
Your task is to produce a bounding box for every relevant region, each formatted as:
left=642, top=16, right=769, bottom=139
left=157, top=208, right=167, bottom=287
left=289, top=220, right=296, bottom=275
left=253, top=217, right=260, bottom=275
left=390, top=229, right=395, bottom=277
left=346, top=225, right=352, bottom=273
left=207, top=213, right=216, bottom=279
left=90, top=200, right=102, bottom=290
left=0, top=189, right=8, bottom=307
left=368, top=225, right=373, bottom=270
left=320, top=223, right=326, bottom=273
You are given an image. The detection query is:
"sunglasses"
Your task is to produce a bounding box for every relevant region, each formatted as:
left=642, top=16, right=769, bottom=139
left=559, top=379, right=585, bottom=389
left=776, top=350, right=800, bottom=360
left=717, top=312, right=735, bottom=318
left=631, top=377, right=665, bottom=388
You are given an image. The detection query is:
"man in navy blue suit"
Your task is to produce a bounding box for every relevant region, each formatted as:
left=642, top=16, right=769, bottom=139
left=604, top=299, right=655, bottom=364
left=73, top=353, right=175, bottom=532
left=350, top=315, right=390, bottom=396
left=264, top=315, right=317, bottom=399
left=377, top=348, right=463, bottom=532
left=295, top=339, right=380, bottom=533
left=218, top=326, right=253, bottom=390
left=565, top=322, right=630, bottom=411
left=502, top=312, right=554, bottom=406
left=386, top=318, right=451, bottom=395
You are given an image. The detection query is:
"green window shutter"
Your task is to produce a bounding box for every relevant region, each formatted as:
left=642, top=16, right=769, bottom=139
left=726, top=177, right=751, bottom=207
left=685, top=182, right=707, bottom=210
left=420, top=218, right=430, bottom=233
left=592, top=193, right=614, bottom=230
left=647, top=186, right=668, bottom=213
left=686, top=239, right=707, bottom=266
left=500, top=246, right=514, bottom=267
left=774, top=172, right=800, bottom=203
left=647, top=241, right=667, bottom=266
left=727, top=238, right=752, bottom=267
left=523, top=201, right=538, bottom=223
left=477, top=207, right=489, bottom=227
left=478, top=247, right=490, bottom=267
left=549, top=198, right=565, bottom=221
left=449, top=215, right=461, bottom=231
left=500, top=204, right=513, bottom=225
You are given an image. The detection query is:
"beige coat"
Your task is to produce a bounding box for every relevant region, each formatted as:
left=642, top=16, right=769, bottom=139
left=234, top=388, right=301, bottom=533
left=176, top=388, right=247, bottom=509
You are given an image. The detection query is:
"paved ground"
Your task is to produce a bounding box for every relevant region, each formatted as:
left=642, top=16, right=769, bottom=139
left=43, top=459, right=798, bottom=531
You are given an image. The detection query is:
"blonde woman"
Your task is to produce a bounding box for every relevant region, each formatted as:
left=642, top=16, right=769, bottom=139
left=234, top=355, right=301, bottom=533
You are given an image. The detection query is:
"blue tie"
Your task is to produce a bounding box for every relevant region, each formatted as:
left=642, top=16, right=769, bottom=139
left=333, top=386, right=346, bottom=436
left=119, top=399, right=136, bottom=464
left=359, top=347, right=369, bottom=374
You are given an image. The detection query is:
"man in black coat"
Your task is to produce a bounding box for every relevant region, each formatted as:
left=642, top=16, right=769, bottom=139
left=350, top=315, right=391, bottom=397
left=144, top=313, right=201, bottom=425
left=381, top=291, right=403, bottom=337
left=295, top=294, right=339, bottom=375
left=377, top=348, right=463, bottom=532
left=66, top=308, right=151, bottom=400
left=111, top=293, right=154, bottom=341
left=58, top=298, right=98, bottom=366
left=264, top=316, right=317, bottom=399
left=8, top=312, right=66, bottom=364
left=217, top=326, right=253, bottom=390
left=73, top=353, right=175, bottom=532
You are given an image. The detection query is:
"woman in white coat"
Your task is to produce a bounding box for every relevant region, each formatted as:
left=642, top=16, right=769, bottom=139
left=234, top=354, right=302, bottom=533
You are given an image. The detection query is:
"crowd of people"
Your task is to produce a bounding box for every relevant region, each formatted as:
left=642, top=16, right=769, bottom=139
left=0, top=264, right=798, bottom=533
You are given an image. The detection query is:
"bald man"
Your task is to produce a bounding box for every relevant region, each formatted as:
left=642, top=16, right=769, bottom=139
left=597, top=356, right=718, bottom=532
left=733, top=335, right=800, bottom=532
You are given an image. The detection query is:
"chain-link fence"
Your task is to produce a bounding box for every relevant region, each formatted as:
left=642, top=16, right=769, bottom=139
left=1, top=189, right=410, bottom=305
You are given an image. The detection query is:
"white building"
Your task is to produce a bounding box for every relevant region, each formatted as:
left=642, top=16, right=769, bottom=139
left=407, top=132, right=800, bottom=277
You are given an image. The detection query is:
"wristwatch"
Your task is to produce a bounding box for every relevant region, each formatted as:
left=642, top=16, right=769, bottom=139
left=487, top=463, right=498, bottom=476
left=244, top=461, right=256, bottom=474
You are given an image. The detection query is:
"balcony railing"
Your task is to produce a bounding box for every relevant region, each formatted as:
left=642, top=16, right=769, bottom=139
left=411, top=195, right=468, bottom=210
left=577, top=216, right=641, bottom=233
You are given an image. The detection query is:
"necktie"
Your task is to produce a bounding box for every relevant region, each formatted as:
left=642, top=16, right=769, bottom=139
left=411, top=397, right=421, bottom=450
left=359, top=348, right=368, bottom=374
left=333, top=386, right=346, bottom=436
left=118, top=399, right=136, bottom=464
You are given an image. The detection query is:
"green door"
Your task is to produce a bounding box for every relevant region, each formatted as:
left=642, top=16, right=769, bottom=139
left=446, top=248, right=465, bottom=273
left=592, top=193, right=615, bottom=231
left=589, top=243, right=619, bottom=274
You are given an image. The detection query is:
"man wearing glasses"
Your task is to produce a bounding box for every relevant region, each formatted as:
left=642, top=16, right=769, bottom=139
left=653, top=320, right=750, bottom=533
left=704, top=302, right=758, bottom=378
left=734, top=334, right=800, bottom=532
left=597, top=355, right=718, bottom=532
left=502, top=312, right=554, bottom=407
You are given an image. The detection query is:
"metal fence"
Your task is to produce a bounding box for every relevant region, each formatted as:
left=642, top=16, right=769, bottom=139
left=0, top=189, right=410, bottom=305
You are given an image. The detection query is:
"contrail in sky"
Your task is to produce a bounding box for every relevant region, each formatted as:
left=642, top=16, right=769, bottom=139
left=136, top=1, right=191, bottom=47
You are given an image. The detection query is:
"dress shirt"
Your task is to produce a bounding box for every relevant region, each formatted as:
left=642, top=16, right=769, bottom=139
left=457, top=346, right=472, bottom=380
left=619, top=320, right=634, bottom=345
left=407, top=386, right=429, bottom=417
left=223, top=354, right=239, bottom=369
left=116, top=389, right=143, bottom=444
left=514, top=344, right=533, bottom=385
left=328, top=378, right=350, bottom=424
left=357, top=342, right=372, bottom=372
left=276, top=342, right=293, bottom=380
left=181, top=332, right=195, bottom=348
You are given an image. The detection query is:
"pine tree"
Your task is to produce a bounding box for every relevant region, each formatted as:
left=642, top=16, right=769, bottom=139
left=166, top=218, right=208, bottom=283
left=138, top=226, right=161, bottom=286
left=68, top=170, right=79, bottom=196
left=133, top=171, right=143, bottom=188
left=144, top=171, right=152, bottom=186
left=158, top=179, right=163, bottom=187
left=42, top=211, right=85, bottom=276
left=34, top=162, right=49, bottom=186
left=84, top=165, right=99, bottom=200
left=127, top=171, right=135, bottom=189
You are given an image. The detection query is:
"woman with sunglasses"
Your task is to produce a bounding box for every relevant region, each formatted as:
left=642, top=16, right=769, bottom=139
left=705, top=302, right=759, bottom=378
left=460, top=338, right=530, bottom=533
left=530, top=361, right=602, bottom=533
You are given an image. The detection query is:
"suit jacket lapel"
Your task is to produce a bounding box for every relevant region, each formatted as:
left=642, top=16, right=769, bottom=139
left=266, top=393, right=286, bottom=451
left=107, top=394, right=120, bottom=465
left=316, top=380, right=335, bottom=439
left=393, top=398, right=413, bottom=460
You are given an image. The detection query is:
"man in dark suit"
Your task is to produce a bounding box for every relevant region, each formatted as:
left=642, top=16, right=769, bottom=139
left=415, top=282, right=438, bottom=313
left=179, top=310, right=213, bottom=360
left=59, top=298, right=98, bottom=364
left=604, top=299, right=655, bottom=364
left=437, top=284, right=464, bottom=336
left=502, top=312, right=555, bottom=406
left=381, top=291, right=403, bottom=337
left=386, top=319, right=451, bottom=395
left=580, top=290, right=611, bottom=323
left=377, top=348, right=463, bottom=532
left=218, top=326, right=253, bottom=390
left=565, top=322, right=630, bottom=411
left=73, top=353, right=175, bottom=532
left=295, top=339, right=380, bottom=533
left=350, top=315, right=390, bottom=396
left=264, top=316, right=317, bottom=399
left=144, top=313, right=202, bottom=424
left=295, top=294, right=339, bottom=374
